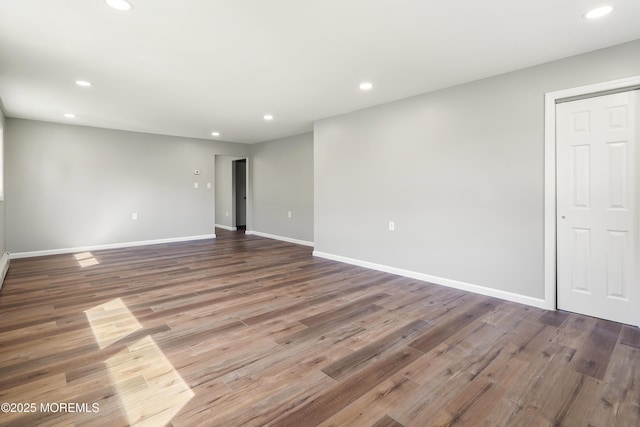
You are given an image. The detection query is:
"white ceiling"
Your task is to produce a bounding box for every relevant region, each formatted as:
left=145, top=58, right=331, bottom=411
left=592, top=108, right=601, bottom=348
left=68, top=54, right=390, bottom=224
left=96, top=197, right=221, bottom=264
left=1, top=1, right=639, bottom=144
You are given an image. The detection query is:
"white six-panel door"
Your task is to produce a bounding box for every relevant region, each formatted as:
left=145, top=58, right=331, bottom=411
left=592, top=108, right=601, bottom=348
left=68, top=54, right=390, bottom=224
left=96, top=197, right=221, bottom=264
left=556, top=90, right=639, bottom=326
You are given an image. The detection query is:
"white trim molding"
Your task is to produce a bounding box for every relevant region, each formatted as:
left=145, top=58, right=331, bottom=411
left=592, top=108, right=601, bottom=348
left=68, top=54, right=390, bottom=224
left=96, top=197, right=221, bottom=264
left=215, top=224, right=237, bottom=231
left=544, top=75, right=640, bottom=311
left=0, top=252, right=9, bottom=290
left=246, top=230, right=314, bottom=247
left=10, top=234, right=217, bottom=259
left=313, top=251, right=547, bottom=309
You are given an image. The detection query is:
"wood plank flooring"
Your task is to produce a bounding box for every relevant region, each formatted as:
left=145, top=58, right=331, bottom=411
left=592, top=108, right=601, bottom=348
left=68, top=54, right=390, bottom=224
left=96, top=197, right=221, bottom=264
left=0, top=229, right=638, bottom=426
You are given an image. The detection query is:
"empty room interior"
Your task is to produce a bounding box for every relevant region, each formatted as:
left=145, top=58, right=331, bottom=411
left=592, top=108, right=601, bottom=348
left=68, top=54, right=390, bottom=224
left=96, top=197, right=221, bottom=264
left=1, top=1, right=640, bottom=426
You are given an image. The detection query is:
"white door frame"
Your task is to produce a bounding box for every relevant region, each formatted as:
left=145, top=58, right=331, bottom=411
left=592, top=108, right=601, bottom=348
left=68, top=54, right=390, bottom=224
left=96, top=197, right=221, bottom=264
left=213, top=155, right=252, bottom=232
left=544, top=75, right=640, bottom=316
left=231, top=157, right=249, bottom=228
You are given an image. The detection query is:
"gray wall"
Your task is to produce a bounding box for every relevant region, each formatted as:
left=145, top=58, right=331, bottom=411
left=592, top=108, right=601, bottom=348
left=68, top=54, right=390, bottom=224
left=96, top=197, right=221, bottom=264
left=5, top=119, right=249, bottom=253
left=251, top=133, right=313, bottom=243
left=0, top=103, right=5, bottom=254
left=314, top=40, right=640, bottom=300
left=214, top=155, right=245, bottom=229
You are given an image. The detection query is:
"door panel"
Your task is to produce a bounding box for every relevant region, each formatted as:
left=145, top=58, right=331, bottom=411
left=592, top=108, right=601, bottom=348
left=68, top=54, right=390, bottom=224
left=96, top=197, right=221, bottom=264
left=571, top=144, right=591, bottom=208
left=556, top=90, right=639, bottom=326
left=606, top=230, right=627, bottom=298
left=570, top=228, right=591, bottom=293
left=607, top=141, right=627, bottom=208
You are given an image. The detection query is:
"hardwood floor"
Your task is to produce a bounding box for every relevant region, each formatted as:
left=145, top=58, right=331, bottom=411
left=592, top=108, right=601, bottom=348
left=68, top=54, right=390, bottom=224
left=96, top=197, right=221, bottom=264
left=0, top=229, right=638, bottom=426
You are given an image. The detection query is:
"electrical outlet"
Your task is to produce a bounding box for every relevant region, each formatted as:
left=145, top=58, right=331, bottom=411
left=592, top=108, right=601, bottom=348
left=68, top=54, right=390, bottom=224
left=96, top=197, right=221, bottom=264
left=388, top=221, right=395, bottom=231
left=288, top=211, right=292, bottom=218
left=132, top=213, right=138, bottom=221
left=194, top=182, right=199, bottom=189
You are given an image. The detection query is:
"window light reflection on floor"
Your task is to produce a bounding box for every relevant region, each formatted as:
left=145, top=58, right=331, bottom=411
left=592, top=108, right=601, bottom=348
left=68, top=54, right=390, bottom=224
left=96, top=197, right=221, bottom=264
left=85, top=298, right=194, bottom=426
left=74, top=252, right=100, bottom=268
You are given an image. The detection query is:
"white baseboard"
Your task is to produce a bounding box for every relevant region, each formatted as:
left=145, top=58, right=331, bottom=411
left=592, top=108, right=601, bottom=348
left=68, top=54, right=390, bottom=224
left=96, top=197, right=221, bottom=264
left=215, top=224, right=237, bottom=231
left=10, top=234, right=217, bottom=259
left=246, top=230, right=314, bottom=247
left=0, top=252, right=9, bottom=290
left=312, top=251, right=548, bottom=310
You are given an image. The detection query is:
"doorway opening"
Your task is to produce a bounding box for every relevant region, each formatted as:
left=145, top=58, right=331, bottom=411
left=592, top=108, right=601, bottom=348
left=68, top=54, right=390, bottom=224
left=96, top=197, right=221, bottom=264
left=233, top=159, right=247, bottom=231
left=214, top=155, right=250, bottom=234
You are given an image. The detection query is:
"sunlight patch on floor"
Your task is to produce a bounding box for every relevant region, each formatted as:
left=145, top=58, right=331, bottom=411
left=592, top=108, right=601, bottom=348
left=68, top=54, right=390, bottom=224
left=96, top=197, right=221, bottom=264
left=85, top=298, right=142, bottom=349
left=85, top=299, right=194, bottom=426
left=74, top=251, right=100, bottom=268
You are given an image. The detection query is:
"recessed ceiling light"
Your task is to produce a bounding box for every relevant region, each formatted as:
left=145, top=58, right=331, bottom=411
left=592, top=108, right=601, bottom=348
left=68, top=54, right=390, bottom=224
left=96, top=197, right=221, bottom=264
left=584, top=5, right=613, bottom=19
left=106, top=0, right=133, bottom=11
left=64, top=113, right=76, bottom=119
left=359, top=82, right=373, bottom=91
left=75, top=80, right=92, bottom=87
left=211, top=132, right=220, bottom=137
left=263, top=114, right=274, bottom=121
